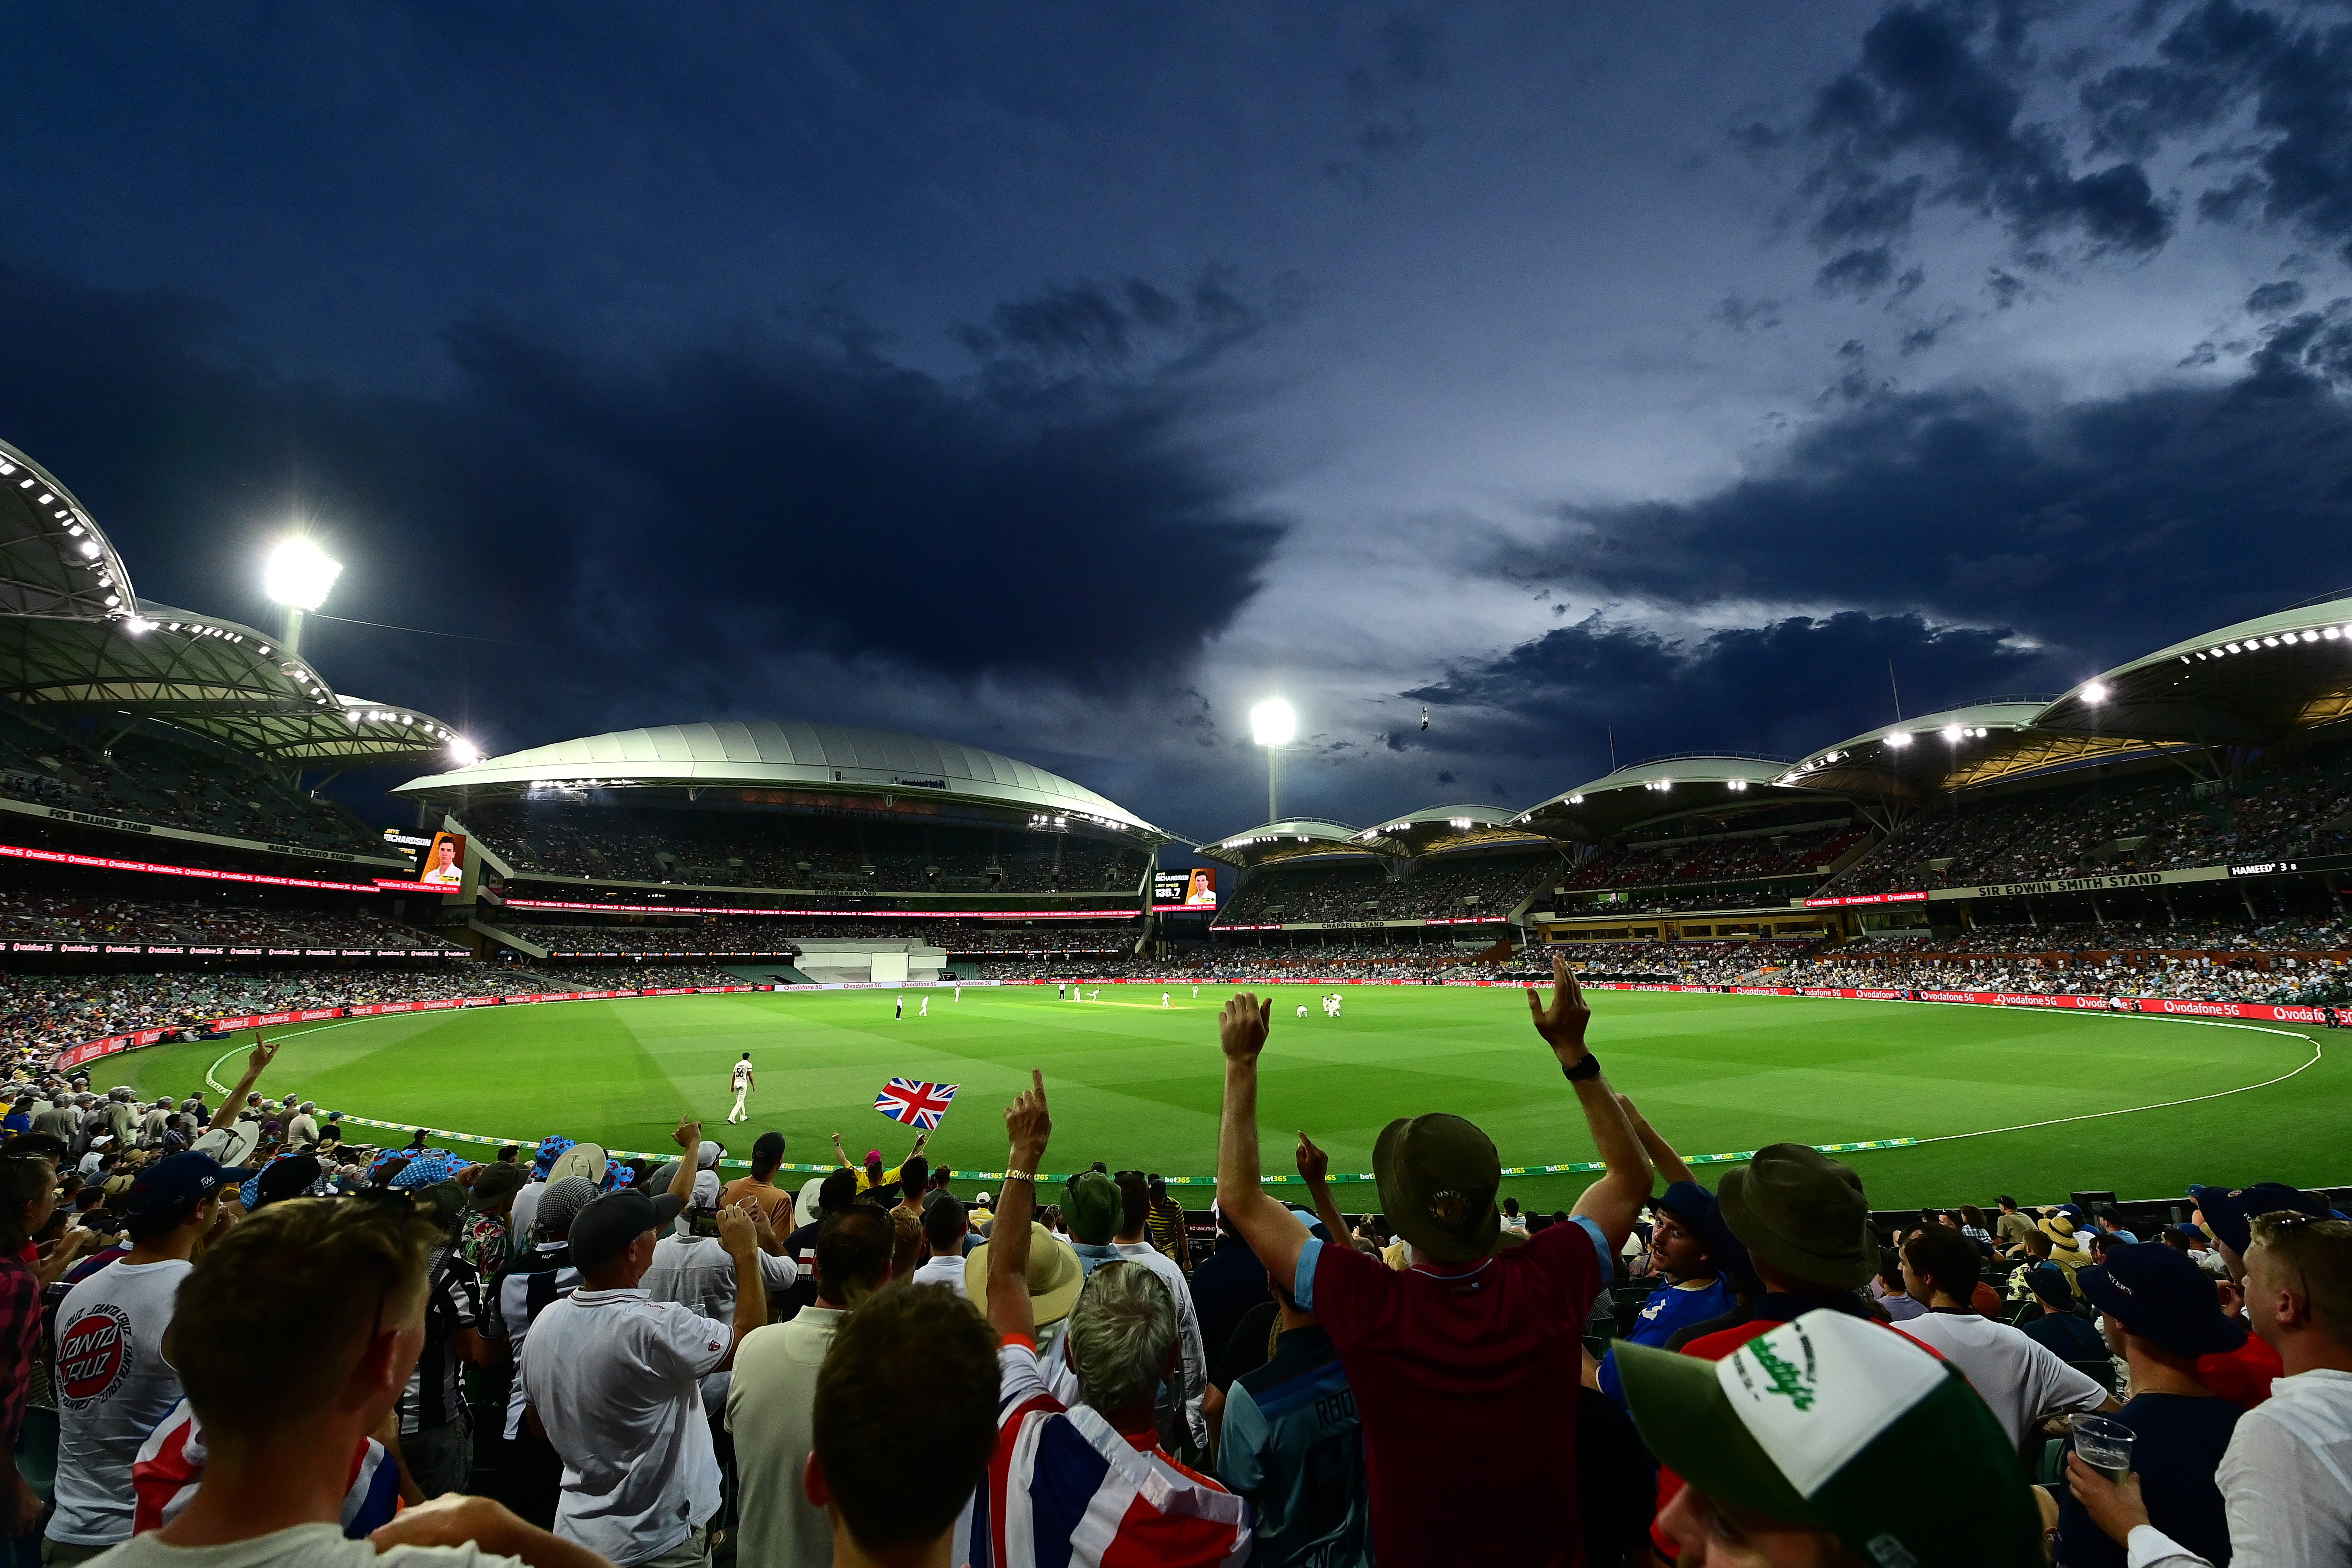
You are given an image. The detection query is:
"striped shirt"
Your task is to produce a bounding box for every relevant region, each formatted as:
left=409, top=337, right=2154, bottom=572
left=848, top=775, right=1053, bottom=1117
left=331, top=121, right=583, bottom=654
left=988, top=1338, right=1251, bottom=1568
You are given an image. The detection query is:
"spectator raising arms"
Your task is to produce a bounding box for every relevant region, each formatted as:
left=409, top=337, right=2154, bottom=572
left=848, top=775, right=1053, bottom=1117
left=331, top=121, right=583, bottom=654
left=984, top=1070, right=1251, bottom=1568
left=1213, top=954, right=1654, bottom=1567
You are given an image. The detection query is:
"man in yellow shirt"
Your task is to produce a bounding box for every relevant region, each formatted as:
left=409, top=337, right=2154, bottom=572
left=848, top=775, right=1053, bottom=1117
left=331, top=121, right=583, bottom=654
left=831, top=1128, right=931, bottom=1194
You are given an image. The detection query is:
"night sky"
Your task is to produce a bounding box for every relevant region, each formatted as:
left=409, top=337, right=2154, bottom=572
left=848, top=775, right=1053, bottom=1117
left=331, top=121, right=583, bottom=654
left=6, top=2, right=2352, bottom=841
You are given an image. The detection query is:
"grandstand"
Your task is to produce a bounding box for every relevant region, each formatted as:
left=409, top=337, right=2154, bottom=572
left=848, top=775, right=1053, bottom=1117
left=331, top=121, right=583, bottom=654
left=394, top=720, right=1169, bottom=978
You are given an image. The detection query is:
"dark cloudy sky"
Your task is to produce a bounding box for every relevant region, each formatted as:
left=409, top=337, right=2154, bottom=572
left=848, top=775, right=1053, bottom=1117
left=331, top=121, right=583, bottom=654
left=6, top=1, right=2352, bottom=841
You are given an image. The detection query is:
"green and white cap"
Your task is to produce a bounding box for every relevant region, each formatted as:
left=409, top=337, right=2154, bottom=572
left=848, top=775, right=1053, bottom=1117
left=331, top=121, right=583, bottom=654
left=1617, top=1309, right=2043, bottom=1568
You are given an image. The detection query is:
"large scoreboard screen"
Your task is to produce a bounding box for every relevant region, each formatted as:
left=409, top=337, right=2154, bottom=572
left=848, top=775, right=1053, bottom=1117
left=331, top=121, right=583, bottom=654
left=1153, top=868, right=1217, bottom=909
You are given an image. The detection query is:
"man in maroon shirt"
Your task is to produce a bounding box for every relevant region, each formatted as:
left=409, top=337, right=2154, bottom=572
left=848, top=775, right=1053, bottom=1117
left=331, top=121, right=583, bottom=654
left=1213, top=955, right=1654, bottom=1567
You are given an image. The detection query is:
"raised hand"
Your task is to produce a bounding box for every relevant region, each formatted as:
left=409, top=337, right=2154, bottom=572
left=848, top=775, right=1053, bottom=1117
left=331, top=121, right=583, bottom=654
left=1220, top=993, right=1273, bottom=1062
left=1295, top=1132, right=1330, bottom=1185
left=1005, top=1068, right=1051, bottom=1165
left=245, top=1032, right=282, bottom=1079
left=673, top=1117, right=702, bottom=1149
left=1527, top=952, right=1592, bottom=1059
left=716, top=1203, right=758, bottom=1256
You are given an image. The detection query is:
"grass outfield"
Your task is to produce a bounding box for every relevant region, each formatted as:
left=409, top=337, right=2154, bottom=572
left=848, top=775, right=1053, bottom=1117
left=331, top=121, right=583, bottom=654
left=89, top=985, right=2348, bottom=1212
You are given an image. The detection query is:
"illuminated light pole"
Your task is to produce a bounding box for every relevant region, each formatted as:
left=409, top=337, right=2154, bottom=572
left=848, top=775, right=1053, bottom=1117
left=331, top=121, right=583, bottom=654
left=1249, top=698, right=1296, bottom=823
left=261, top=537, right=342, bottom=659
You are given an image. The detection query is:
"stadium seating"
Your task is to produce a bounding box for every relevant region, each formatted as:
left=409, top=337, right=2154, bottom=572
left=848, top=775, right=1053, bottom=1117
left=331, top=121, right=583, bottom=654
left=1822, top=752, right=2352, bottom=895
left=1215, top=851, right=1558, bottom=927
left=462, top=800, right=1151, bottom=894
left=0, top=709, right=378, bottom=854
left=0, top=891, right=460, bottom=950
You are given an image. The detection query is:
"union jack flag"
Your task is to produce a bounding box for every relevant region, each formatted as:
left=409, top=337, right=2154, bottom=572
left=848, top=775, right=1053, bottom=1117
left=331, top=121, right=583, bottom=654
left=874, top=1077, right=958, bottom=1129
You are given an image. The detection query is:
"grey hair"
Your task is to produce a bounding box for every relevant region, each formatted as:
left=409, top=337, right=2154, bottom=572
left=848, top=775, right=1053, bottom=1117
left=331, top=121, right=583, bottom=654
left=1064, top=1261, right=1177, bottom=1415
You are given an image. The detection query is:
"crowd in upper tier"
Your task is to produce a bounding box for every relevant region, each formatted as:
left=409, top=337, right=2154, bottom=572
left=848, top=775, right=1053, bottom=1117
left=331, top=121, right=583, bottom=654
left=1821, top=755, right=2352, bottom=895
left=1213, top=851, right=1558, bottom=927
left=0, top=892, right=459, bottom=951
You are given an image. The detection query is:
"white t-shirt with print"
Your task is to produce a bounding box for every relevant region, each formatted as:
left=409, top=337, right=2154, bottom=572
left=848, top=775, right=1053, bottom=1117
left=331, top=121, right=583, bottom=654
left=87, top=1522, right=528, bottom=1568
left=51, top=1259, right=194, bottom=1545
left=518, top=1288, right=733, bottom=1565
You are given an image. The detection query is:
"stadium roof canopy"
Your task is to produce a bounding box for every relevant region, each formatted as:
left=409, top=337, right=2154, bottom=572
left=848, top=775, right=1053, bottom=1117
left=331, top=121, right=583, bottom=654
left=1349, top=801, right=1556, bottom=857
left=2034, top=595, right=2352, bottom=746
left=0, top=438, right=468, bottom=768
left=1517, top=754, right=1824, bottom=844
left=0, top=440, right=137, bottom=622
left=396, top=720, right=1173, bottom=843
left=1776, top=698, right=2174, bottom=801
left=1197, top=817, right=1380, bottom=868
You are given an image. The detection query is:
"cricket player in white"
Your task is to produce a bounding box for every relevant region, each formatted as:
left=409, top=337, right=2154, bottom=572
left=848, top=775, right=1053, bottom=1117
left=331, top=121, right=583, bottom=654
left=1161, top=992, right=1170, bottom=1008
left=728, top=1053, right=754, bottom=1124
left=894, top=995, right=904, bottom=1019
left=919, top=995, right=928, bottom=1017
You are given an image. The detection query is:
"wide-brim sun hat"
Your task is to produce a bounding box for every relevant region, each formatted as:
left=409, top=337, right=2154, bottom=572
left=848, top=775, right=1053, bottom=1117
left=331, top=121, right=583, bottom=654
left=1371, top=1112, right=1502, bottom=1263
left=549, top=1142, right=608, bottom=1187
left=965, top=1222, right=1085, bottom=1326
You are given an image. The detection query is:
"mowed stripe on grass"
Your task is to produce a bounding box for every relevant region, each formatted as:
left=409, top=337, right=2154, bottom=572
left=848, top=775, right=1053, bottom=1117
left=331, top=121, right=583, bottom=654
left=90, top=986, right=2342, bottom=1211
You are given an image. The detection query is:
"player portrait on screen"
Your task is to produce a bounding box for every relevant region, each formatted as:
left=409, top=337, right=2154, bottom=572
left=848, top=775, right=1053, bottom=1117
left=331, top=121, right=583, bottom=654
left=418, top=832, right=466, bottom=886
left=1185, top=868, right=1216, bottom=907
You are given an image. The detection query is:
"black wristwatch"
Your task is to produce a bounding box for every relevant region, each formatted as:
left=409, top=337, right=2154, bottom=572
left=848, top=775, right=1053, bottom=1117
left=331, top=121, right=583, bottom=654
left=1561, top=1052, right=1602, bottom=1082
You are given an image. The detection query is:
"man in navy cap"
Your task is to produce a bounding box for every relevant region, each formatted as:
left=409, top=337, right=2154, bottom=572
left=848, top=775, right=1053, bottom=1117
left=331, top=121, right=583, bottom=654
left=1594, top=1178, right=1732, bottom=1409
left=2188, top=1181, right=2330, bottom=1278
left=2056, top=1244, right=2247, bottom=1568
left=48, top=1152, right=226, bottom=1559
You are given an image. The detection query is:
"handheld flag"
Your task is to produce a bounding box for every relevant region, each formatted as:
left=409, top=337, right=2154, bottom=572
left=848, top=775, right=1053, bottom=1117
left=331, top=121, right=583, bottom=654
left=875, top=1077, right=958, bottom=1130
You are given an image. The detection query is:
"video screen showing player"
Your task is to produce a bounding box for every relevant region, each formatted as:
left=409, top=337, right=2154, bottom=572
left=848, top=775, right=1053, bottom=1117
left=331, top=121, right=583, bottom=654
left=1184, top=868, right=1217, bottom=908
left=416, top=831, right=466, bottom=887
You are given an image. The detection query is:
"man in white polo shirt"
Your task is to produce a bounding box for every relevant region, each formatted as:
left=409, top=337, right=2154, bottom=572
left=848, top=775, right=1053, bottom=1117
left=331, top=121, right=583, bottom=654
left=520, top=1187, right=768, bottom=1567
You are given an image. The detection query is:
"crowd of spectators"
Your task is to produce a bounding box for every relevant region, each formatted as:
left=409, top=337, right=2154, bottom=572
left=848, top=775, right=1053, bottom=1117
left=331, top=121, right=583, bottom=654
left=465, top=803, right=1150, bottom=895
left=977, top=940, right=1503, bottom=982
left=1215, top=851, right=1557, bottom=928
left=1827, top=753, right=2352, bottom=895
left=0, top=968, right=491, bottom=1056
left=495, top=919, right=1139, bottom=958
left=0, top=892, right=459, bottom=951
left=1560, top=822, right=1867, bottom=895
left=531, top=964, right=751, bottom=991
left=0, top=712, right=377, bottom=855
left=1783, top=917, right=2352, bottom=1003
left=0, top=962, right=2335, bottom=1566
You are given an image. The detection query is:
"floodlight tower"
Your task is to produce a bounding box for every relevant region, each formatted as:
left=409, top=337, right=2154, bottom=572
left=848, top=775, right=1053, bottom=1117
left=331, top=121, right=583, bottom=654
left=1249, top=698, right=1296, bottom=823
left=262, top=537, right=342, bottom=659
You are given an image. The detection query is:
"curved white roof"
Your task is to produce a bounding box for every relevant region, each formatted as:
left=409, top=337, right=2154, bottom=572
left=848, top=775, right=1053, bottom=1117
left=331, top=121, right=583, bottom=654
left=395, top=720, right=1168, bottom=838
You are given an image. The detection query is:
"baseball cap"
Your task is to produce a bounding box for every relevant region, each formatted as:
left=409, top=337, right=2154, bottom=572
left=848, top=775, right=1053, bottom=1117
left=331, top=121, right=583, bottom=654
left=696, top=1141, right=723, bottom=1171
left=965, top=1222, right=1085, bottom=1326
left=864, top=1148, right=884, bottom=1167
left=1371, top=1112, right=1501, bottom=1263
left=568, top=1189, right=686, bottom=1272
left=2024, top=1263, right=2076, bottom=1308
left=1062, top=1171, right=1122, bottom=1244
left=125, top=1152, right=226, bottom=1223
left=2078, top=1243, right=2248, bottom=1358
left=1619, top=1310, right=2044, bottom=1567
left=1654, top=1179, right=1716, bottom=1233
left=753, top=1131, right=786, bottom=1165
left=2189, top=1182, right=2328, bottom=1256
left=1719, top=1144, right=1873, bottom=1289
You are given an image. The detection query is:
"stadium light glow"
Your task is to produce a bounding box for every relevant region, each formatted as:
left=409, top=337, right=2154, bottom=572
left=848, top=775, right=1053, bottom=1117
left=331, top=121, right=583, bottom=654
left=450, top=736, right=481, bottom=763
left=1248, top=699, right=1296, bottom=748
left=264, top=537, right=342, bottom=612
left=1942, top=724, right=1964, bottom=741
left=2081, top=681, right=2109, bottom=704
left=1885, top=731, right=1912, bottom=748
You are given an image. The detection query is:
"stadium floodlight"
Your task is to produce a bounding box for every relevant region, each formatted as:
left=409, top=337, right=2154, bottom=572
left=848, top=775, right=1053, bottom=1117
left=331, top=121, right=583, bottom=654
left=2081, top=681, right=2109, bottom=705
left=449, top=736, right=482, bottom=764
left=1885, top=731, right=1912, bottom=748
left=1942, top=724, right=1964, bottom=742
left=1249, top=698, right=1296, bottom=822
left=263, top=536, right=342, bottom=658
